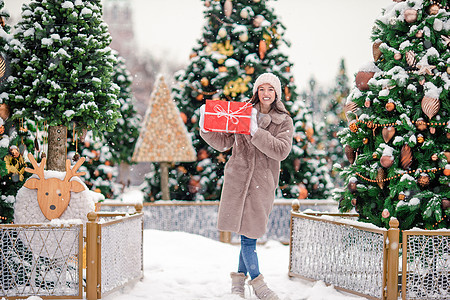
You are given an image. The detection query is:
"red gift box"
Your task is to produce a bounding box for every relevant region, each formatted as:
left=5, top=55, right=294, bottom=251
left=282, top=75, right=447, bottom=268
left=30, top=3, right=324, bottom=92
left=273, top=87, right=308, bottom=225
left=204, top=100, right=252, bottom=135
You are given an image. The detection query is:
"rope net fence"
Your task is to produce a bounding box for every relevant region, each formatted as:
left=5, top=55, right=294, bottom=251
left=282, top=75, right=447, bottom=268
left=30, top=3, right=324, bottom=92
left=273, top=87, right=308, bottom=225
left=402, top=232, right=450, bottom=300
left=290, top=215, right=386, bottom=299
left=0, top=224, right=82, bottom=298
left=99, top=200, right=338, bottom=244
left=99, top=214, right=143, bottom=296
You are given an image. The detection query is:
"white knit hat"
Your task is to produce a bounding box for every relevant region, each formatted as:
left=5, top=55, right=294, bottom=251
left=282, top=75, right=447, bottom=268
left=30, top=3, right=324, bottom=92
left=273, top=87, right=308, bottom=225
left=252, top=73, right=282, bottom=100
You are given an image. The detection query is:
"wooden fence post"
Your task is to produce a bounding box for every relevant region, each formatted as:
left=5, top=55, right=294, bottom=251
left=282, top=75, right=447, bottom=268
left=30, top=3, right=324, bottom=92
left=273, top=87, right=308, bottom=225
left=219, top=231, right=231, bottom=243
left=86, top=212, right=99, bottom=300
left=386, top=217, right=400, bottom=300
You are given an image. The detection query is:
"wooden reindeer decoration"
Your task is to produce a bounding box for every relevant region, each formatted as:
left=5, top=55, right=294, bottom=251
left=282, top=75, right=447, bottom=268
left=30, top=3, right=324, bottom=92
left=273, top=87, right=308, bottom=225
left=24, top=153, right=86, bottom=220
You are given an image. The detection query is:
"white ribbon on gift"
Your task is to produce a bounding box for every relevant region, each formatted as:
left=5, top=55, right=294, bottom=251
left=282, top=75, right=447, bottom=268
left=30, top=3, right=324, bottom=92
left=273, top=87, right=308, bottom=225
left=205, top=101, right=252, bottom=132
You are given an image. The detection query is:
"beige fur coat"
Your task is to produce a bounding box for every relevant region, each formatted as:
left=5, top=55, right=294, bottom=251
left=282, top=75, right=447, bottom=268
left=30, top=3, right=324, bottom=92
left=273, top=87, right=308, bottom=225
left=201, top=102, right=293, bottom=238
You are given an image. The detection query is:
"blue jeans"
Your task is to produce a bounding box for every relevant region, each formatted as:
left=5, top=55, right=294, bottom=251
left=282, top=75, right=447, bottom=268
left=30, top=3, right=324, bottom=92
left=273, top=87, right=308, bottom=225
left=237, top=235, right=260, bottom=280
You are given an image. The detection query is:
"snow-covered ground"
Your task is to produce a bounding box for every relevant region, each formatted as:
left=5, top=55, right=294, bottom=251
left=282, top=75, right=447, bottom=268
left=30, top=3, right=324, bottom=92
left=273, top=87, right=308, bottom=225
left=18, top=228, right=365, bottom=300
left=13, top=188, right=365, bottom=300
left=105, top=229, right=364, bottom=300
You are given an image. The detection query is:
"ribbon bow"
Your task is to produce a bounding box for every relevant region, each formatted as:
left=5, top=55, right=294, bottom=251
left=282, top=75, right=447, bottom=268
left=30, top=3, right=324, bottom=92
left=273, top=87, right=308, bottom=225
left=213, top=102, right=251, bottom=125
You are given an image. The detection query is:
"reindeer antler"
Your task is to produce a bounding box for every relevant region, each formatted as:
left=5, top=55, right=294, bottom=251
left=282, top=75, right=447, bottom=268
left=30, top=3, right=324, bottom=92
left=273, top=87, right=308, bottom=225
left=25, top=153, right=46, bottom=179
left=64, top=157, right=86, bottom=182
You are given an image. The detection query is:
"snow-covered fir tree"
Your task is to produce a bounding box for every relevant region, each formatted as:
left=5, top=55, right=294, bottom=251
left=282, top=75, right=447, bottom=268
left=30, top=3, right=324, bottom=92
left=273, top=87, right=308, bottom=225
left=2, top=0, right=120, bottom=171
left=144, top=0, right=300, bottom=201
left=281, top=92, right=334, bottom=200
left=323, top=59, right=350, bottom=184
left=72, top=51, right=139, bottom=199
left=0, top=0, right=33, bottom=224
left=336, top=0, right=450, bottom=230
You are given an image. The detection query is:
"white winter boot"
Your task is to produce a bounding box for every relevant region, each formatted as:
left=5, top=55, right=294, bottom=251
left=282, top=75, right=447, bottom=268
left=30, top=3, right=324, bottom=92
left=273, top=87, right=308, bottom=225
left=230, top=272, right=247, bottom=298
left=249, top=274, right=280, bottom=300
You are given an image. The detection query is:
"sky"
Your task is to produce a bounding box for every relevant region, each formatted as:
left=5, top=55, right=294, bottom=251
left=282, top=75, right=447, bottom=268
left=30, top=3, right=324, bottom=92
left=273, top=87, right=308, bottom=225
left=6, top=0, right=393, bottom=90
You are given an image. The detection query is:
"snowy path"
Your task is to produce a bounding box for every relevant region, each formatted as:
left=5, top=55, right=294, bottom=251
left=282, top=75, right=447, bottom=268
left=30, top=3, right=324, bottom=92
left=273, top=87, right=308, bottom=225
left=105, top=230, right=364, bottom=300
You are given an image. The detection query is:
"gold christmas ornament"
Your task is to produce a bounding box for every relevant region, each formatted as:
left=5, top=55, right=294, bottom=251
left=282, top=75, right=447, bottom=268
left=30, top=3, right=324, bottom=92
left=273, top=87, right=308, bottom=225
left=373, top=152, right=379, bottom=159
left=218, top=28, right=227, bottom=38
left=444, top=151, right=450, bottom=163
left=200, top=77, right=209, bottom=87
left=394, top=53, right=402, bottom=60
left=349, top=120, right=358, bottom=133
left=417, top=173, right=430, bottom=187
left=404, top=9, right=418, bottom=23
left=345, top=145, right=356, bottom=164
left=253, top=15, right=265, bottom=27
left=382, top=126, right=396, bottom=143
left=223, top=0, right=233, bottom=18
left=373, top=42, right=382, bottom=61
left=421, top=96, right=440, bottom=119
left=380, top=155, right=394, bottom=168
left=398, top=193, right=406, bottom=201
left=406, top=50, right=416, bottom=67
left=428, top=4, right=440, bottom=15
left=0, top=103, right=10, bottom=121
left=259, top=40, right=267, bottom=59
left=417, top=134, right=425, bottom=143
left=245, top=65, right=255, bottom=74
left=284, top=86, right=291, bottom=101
left=347, top=181, right=357, bottom=193
left=430, top=127, right=436, bottom=134
left=240, top=9, right=249, bottom=19
left=377, top=168, right=386, bottom=189
left=431, top=153, right=438, bottom=161
left=363, top=137, right=369, bottom=144
left=400, top=144, right=413, bottom=169
left=385, top=102, right=396, bottom=112
left=355, top=71, right=375, bottom=91
left=218, top=66, right=227, bottom=72
left=442, top=199, right=450, bottom=210
left=345, top=101, right=358, bottom=115
left=239, top=33, right=248, bottom=42
left=196, top=94, right=204, bottom=101
left=415, top=118, right=427, bottom=131
left=444, top=167, right=450, bottom=176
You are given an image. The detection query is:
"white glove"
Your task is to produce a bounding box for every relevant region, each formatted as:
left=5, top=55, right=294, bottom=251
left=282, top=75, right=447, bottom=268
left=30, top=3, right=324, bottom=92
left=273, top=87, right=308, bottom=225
left=199, top=104, right=208, bottom=133
left=250, top=108, right=258, bottom=136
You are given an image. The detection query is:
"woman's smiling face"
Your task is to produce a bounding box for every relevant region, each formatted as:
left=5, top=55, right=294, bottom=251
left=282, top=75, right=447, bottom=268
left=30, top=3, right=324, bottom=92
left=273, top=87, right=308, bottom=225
left=257, top=83, right=276, bottom=108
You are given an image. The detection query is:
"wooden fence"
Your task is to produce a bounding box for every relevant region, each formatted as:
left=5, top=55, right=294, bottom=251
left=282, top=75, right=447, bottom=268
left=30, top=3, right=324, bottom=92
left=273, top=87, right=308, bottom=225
left=289, top=202, right=449, bottom=300
left=0, top=205, right=144, bottom=300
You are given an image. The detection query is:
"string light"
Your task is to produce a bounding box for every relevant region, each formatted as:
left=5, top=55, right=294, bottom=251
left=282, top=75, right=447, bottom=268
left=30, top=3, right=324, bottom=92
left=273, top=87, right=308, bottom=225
left=356, top=167, right=444, bottom=183
left=356, top=118, right=450, bottom=128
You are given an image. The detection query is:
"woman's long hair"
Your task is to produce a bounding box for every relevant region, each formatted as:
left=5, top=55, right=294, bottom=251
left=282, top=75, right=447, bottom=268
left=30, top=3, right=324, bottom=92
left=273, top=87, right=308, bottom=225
left=249, top=93, right=290, bottom=116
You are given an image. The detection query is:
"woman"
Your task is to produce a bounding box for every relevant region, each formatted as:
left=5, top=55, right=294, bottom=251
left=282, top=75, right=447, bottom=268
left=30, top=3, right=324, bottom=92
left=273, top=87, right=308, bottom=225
left=199, top=73, right=293, bottom=299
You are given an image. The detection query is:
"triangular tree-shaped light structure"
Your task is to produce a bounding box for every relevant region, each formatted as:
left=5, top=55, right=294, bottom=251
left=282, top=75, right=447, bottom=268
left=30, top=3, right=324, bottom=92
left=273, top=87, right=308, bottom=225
left=132, top=75, right=196, bottom=199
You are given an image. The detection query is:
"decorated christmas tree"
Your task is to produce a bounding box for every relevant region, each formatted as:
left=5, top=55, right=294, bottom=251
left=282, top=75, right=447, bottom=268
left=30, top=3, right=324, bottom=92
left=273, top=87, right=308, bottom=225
left=323, top=59, right=350, bottom=183
left=1, top=0, right=120, bottom=171
left=336, top=0, right=450, bottom=230
left=281, top=88, right=334, bottom=200
left=145, top=0, right=299, bottom=201
left=135, top=75, right=196, bottom=201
